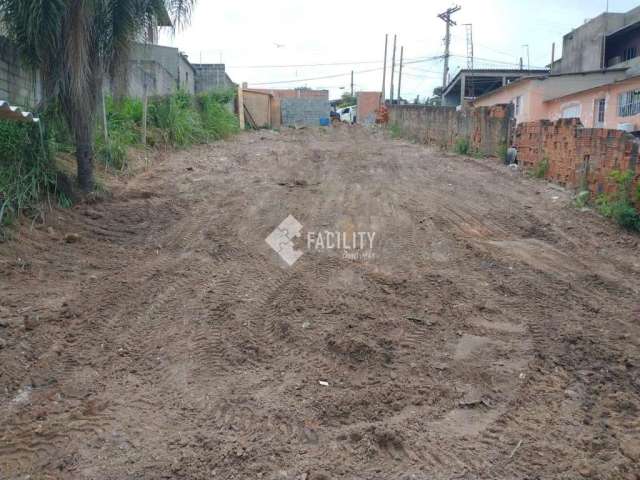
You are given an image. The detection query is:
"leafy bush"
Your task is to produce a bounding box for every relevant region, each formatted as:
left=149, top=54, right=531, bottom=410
left=0, top=120, right=56, bottom=226
left=596, top=169, right=640, bottom=231
left=454, top=137, right=470, bottom=155
left=532, top=157, right=549, bottom=178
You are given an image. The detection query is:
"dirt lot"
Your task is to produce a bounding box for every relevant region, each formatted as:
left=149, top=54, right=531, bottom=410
left=1, top=126, right=639, bottom=479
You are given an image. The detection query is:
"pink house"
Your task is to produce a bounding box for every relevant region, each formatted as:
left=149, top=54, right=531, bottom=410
left=473, top=69, right=640, bottom=131
left=545, top=76, right=640, bottom=129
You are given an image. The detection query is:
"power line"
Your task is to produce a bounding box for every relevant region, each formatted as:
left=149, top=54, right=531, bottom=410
left=449, top=54, right=546, bottom=69
left=247, top=57, right=444, bottom=86
left=229, top=55, right=439, bottom=69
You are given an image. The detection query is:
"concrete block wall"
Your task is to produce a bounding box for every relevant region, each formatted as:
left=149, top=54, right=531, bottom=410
left=515, top=118, right=640, bottom=203
left=0, top=36, right=41, bottom=107
left=281, top=98, right=330, bottom=127
left=388, top=104, right=512, bottom=156
left=193, top=64, right=235, bottom=93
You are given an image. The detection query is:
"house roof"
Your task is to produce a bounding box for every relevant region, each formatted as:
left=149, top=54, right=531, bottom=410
left=544, top=74, right=640, bottom=103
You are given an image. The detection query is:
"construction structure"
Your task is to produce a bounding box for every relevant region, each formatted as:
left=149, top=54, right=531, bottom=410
left=441, top=68, right=549, bottom=107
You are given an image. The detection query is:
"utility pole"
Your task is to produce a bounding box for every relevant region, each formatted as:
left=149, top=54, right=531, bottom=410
left=381, top=34, right=388, bottom=105
left=397, top=46, right=404, bottom=103
left=551, top=42, right=555, bottom=69
left=390, top=34, right=397, bottom=103
left=438, top=5, right=461, bottom=94
left=350, top=70, right=354, bottom=97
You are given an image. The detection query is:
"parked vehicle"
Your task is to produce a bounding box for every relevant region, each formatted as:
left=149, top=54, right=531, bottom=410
left=337, top=105, right=357, bottom=124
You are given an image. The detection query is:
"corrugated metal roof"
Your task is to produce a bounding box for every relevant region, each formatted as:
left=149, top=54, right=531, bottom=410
left=0, top=100, right=39, bottom=123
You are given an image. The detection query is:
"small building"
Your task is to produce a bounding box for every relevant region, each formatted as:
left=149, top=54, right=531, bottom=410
left=552, top=5, right=640, bottom=74
left=473, top=69, right=629, bottom=125
left=473, top=68, right=640, bottom=132
left=441, top=68, right=549, bottom=107
left=545, top=75, right=640, bottom=130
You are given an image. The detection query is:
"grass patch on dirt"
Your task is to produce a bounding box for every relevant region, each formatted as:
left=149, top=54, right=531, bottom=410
left=388, top=123, right=402, bottom=139
left=595, top=169, right=640, bottom=231
left=453, top=137, right=470, bottom=155
left=0, top=120, right=59, bottom=229
left=531, top=157, right=549, bottom=179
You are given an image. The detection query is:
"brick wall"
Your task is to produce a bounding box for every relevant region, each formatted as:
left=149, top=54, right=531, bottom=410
left=388, top=104, right=512, bottom=156
left=281, top=98, right=330, bottom=127
left=357, top=91, right=381, bottom=125
left=515, top=119, right=640, bottom=202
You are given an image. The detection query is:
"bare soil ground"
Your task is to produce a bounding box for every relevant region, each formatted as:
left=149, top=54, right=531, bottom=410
left=1, top=126, right=640, bottom=479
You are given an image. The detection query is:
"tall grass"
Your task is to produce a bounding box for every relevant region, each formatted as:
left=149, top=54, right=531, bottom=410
left=149, top=89, right=238, bottom=146
left=0, top=120, right=56, bottom=227
left=197, top=91, right=239, bottom=140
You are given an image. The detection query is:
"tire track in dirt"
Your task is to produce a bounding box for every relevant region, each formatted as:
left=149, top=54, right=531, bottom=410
left=1, top=127, right=639, bottom=479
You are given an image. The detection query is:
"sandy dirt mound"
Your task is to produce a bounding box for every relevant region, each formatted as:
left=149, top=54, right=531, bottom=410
left=1, top=126, right=639, bottom=479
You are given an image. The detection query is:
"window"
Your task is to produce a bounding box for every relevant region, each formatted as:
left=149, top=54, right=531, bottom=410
left=561, top=103, right=581, bottom=119
left=623, top=46, right=638, bottom=61
left=513, top=95, right=522, bottom=116
left=596, top=98, right=606, bottom=125
left=618, top=90, right=640, bottom=117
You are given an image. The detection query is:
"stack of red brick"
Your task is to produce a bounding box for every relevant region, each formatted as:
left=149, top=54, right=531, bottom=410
left=515, top=119, right=640, bottom=204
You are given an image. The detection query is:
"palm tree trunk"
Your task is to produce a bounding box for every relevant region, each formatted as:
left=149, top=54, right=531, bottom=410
left=75, top=123, right=94, bottom=192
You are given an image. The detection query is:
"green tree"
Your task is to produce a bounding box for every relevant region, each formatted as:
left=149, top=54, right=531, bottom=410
left=338, top=92, right=357, bottom=108
left=0, top=0, right=195, bottom=192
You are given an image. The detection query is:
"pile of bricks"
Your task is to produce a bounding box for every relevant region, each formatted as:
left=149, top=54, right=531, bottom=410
left=515, top=119, right=640, bottom=204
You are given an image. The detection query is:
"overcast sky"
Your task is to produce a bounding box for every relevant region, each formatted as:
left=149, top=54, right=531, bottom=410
left=160, top=0, right=639, bottom=101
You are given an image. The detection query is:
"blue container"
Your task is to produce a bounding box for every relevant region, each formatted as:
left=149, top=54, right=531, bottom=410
left=319, top=117, right=330, bottom=126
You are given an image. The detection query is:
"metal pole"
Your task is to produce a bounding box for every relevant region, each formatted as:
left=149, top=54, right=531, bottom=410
left=397, top=46, right=404, bottom=102
left=351, top=70, right=354, bottom=97
left=390, top=34, right=397, bottom=103
left=381, top=34, right=388, bottom=105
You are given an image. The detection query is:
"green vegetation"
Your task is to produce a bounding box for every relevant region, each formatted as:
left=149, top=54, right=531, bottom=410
left=573, top=190, right=591, bottom=208
left=93, top=89, right=238, bottom=168
left=149, top=90, right=238, bottom=147
left=337, top=92, right=357, bottom=108
left=497, top=142, right=508, bottom=162
left=0, top=0, right=196, bottom=191
left=0, top=120, right=56, bottom=228
left=595, top=169, right=640, bottom=231
left=388, top=123, right=402, bottom=139
left=0, top=88, right=238, bottom=231
left=532, top=157, right=549, bottom=178
left=454, top=137, right=470, bottom=155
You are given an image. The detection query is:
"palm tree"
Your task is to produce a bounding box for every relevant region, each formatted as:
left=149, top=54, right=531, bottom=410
left=0, top=0, right=194, bottom=192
